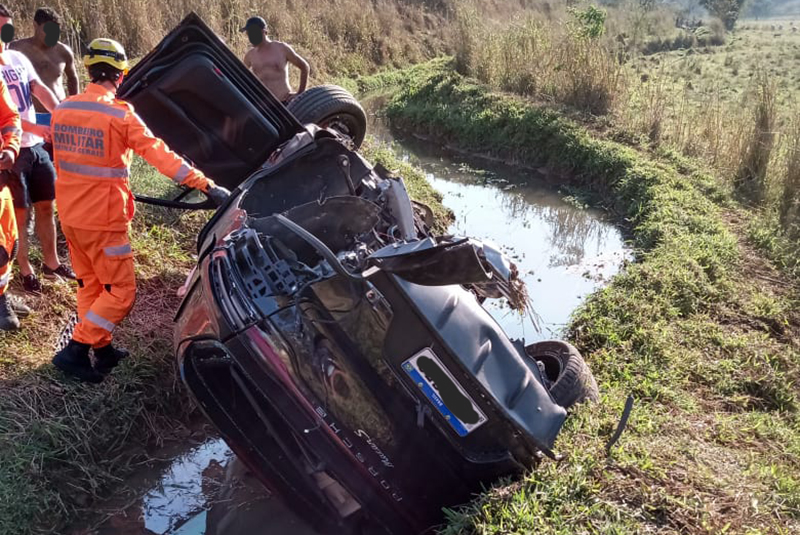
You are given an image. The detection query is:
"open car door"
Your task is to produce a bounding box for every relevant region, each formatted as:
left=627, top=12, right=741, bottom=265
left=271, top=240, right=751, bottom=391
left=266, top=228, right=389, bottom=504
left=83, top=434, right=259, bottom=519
left=118, top=12, right=304, bottom=209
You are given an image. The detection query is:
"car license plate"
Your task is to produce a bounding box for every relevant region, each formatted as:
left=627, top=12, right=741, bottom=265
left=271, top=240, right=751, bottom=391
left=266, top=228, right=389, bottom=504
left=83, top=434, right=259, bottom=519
left=403, top=348, right=487, bottom=437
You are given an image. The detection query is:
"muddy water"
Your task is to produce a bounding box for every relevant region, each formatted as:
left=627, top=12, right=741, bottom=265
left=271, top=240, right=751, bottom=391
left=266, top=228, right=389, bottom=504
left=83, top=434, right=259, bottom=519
left=70, top=102, right=630, bottom=535
left=365, top=104, right=631, bottom=340
left=68, top=436, right=322, bottom=535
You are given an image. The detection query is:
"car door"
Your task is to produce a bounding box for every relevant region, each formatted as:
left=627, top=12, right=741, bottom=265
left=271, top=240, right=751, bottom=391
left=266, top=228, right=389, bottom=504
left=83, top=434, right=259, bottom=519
left=118, top=12, right=305, bottom=209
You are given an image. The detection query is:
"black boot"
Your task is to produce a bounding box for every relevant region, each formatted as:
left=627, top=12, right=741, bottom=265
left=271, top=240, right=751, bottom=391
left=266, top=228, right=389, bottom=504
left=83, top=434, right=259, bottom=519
left=52, top=340, right=103, bottom=383
left=0, top=293, right=20, bottom=332
left=94, top=344, right=129, bottom=375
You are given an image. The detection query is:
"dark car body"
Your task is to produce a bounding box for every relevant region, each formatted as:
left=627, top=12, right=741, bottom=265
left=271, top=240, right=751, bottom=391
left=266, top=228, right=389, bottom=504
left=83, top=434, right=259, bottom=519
left=121, top=13, right=570, bottom=535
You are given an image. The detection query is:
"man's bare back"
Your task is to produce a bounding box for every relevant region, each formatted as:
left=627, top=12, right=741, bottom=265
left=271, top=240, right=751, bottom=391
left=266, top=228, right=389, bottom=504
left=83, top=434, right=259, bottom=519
left=10, top=38, right=78, bottom=110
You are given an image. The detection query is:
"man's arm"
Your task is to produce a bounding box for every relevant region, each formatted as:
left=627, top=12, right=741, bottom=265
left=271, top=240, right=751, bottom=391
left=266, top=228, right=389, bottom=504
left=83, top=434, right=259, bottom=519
left=243, top=49, right=252, bottom=69
left=20, top=119, right=50, bottom=142
left=30, top=80, right=60, bottom=112
left=62, top=45, right=80, bottom=96
left=285, top=45, right=309, bottom=94
left=0, top=80, right=21, bottom=169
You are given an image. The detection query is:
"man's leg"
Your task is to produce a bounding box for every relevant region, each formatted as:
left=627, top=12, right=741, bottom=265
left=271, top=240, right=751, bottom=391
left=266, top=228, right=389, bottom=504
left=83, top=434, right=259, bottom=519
left=13, top=207, right=32, bottom=276
left=52, top=225, right=103, bottom=383
left=33, top=200, right=58, bottom=269
left=70, top=230, right=136, bottom=350
left=62, top=227, right=103, bottom=338
left=8, top=149, right=41, bottom=292
left=28, top=145, right=74, bottom=280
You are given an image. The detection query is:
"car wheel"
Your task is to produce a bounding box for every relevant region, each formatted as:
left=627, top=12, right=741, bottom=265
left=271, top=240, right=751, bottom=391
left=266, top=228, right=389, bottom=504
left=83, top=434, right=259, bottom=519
left=524, top=340, right=599, bottom=409
left=287, top=85, right=368, bottom=148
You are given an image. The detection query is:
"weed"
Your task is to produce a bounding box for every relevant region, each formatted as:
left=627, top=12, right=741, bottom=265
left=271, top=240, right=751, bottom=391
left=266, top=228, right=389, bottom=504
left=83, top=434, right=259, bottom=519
left=452, top=10, right=626, bottom=115
left=779, top=115, right=800, bottom=237
left=734, top=73, right=777, bottom=204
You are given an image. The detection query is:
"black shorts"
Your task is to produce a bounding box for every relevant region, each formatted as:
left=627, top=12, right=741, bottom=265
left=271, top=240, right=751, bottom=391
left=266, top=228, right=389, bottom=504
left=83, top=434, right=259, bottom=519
left=5, top=143, right=56, bottom=209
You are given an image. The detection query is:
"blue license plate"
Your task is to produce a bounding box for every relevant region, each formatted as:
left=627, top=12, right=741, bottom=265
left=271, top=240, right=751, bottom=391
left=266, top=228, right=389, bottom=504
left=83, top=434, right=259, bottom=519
left=403, top=348, right=487, bottom=437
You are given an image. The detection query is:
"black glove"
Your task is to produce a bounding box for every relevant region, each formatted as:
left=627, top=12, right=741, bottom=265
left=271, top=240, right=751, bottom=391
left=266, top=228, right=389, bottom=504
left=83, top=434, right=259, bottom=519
left=207, top=185, right=231, bottom=207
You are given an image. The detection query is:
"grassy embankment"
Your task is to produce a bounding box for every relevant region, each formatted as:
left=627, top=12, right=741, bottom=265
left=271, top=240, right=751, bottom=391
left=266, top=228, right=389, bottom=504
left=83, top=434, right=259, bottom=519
left=449, top=7, right=799, bottom=280
left=625, top=19, right=800, bottom=278
left=377, top=60, right=799, bottom=534
left=0, top=140, right=445, bottom=534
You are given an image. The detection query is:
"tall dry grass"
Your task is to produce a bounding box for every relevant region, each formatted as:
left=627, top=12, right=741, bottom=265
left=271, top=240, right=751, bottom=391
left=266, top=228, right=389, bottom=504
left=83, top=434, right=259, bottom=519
left=8, top=0, right=456, bottom=78
left=734, top=74, right=777, bottom=203
left=625, top=71, right=779, bottom=184
left=454, top=7, right=627, bottom=115
left=779, top=120, right=800, bottom=238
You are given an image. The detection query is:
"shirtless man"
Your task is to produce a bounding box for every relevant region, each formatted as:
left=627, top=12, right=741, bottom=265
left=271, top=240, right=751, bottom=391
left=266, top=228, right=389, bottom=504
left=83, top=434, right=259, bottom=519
left=241, top=16, right=309, bottom=104
left=10, top=7, right=79, bottom=111
left=0, top=4, right=74, bottom=293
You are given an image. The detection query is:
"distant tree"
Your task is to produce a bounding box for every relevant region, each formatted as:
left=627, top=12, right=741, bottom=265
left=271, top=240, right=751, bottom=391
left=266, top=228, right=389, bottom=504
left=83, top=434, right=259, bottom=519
left=701, top=0, right=747, bottom=29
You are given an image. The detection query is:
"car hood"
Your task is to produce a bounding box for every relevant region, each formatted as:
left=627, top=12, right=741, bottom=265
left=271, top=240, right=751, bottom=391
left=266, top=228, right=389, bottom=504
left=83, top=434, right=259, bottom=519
left=118, top=12, right=304, bottom=190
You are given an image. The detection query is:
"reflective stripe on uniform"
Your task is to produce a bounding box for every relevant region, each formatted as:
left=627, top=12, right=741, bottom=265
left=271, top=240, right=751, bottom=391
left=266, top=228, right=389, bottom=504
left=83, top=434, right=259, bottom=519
left=85, top=310, right=115, bottom=332
left=60, top=161, right=130, bottom=178
left=172, top=163, right=191, bottom=184
left=103, top=243, right=132, bottom=257
left=56, top=101, right=127, bottom=119
left=0, top=271, right=9, bottom=288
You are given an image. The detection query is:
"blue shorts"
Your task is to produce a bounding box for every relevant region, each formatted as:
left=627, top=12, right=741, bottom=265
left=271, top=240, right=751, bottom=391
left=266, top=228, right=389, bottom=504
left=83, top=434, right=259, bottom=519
left=5, top=143, right=57, bottom=209
left=35, top=114, right=54, bottom=159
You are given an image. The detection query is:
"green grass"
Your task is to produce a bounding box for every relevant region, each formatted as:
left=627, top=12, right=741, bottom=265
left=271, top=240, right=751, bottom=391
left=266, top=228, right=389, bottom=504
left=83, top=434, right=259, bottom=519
left=0, top=161, right=206, bottom=535
left=0, top=147, right=448, bottom=534
left=385, top=60, right=800, bottom=534
left=334, top=58, right=455, bottom=96
left=748, top=209, right=800, bottom=279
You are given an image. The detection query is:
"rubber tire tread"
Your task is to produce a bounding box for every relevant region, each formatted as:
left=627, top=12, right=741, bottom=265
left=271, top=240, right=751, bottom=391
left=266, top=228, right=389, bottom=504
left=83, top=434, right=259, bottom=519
left=287, top=85, right=367, bottom=148
left=526, top=340, right=599, bottom=409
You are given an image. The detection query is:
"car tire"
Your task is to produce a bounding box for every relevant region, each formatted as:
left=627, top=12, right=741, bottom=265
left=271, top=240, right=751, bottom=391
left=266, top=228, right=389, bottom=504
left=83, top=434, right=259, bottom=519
left=287, top=85, right=367, bottom=148
left=524, top=340, right=599, bottom=409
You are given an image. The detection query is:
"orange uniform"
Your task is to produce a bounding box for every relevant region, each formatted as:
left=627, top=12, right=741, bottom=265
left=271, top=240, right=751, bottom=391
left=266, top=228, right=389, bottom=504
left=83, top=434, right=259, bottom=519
left=0, top=78, right=22, bottom=298
left=52, top=83, right=215, bottom=347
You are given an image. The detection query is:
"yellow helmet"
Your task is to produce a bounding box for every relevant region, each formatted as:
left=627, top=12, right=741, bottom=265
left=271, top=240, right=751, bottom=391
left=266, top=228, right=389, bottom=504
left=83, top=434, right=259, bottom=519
left=83, top=38, right=129, bottom=72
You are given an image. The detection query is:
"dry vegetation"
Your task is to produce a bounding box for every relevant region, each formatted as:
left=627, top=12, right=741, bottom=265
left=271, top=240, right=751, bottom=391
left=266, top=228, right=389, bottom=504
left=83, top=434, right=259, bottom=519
left=9, top=0, right=463, bottom=79
left=453, top=6, right=799, bottom=275
left=8, top=0, right=508, bottom=80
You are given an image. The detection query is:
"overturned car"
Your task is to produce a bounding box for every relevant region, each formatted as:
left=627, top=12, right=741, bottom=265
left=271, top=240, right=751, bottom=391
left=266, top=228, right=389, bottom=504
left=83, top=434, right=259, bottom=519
left=120, top=13, right=598, bottom=535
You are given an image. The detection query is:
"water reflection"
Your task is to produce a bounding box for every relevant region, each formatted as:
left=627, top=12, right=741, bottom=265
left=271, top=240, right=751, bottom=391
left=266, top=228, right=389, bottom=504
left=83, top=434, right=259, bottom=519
left=72, top=438, right=320, bottom=535
left=366, top=108, right=630, bottom=340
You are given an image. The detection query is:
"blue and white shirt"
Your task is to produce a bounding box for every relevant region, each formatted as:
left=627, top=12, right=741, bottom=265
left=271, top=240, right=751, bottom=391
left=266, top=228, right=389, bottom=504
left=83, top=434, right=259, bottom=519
left=0, top=50, right=43, bottom=148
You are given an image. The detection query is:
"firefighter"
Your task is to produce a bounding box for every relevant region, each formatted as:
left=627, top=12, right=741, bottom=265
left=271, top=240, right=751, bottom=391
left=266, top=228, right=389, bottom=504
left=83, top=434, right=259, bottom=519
left=51, top=38, right=230, bottom=383
left=0, top=74, right=24, bottom=331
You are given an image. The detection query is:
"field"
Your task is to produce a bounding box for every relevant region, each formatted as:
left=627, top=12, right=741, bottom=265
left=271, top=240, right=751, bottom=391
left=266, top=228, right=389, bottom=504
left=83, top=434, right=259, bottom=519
left=452, top=7, right=800, bottom=276
left=0, top=1, right=799, bottom=534
left=381, top=59, right=800, bottom=533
